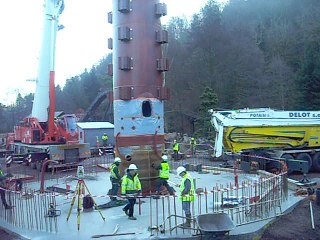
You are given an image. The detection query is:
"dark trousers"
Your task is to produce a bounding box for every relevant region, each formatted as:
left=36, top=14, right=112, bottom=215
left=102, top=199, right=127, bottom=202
left=110, top=178, right=119, bottom=201
left=0, top=189, right=8, bottom=207
left=156, top=178, right=174, bottom=195
left=174, top=150, right=179, bottom=161
left=191, top=145, right=196, bottom=156
left=123, top=198, right=136, bottom=217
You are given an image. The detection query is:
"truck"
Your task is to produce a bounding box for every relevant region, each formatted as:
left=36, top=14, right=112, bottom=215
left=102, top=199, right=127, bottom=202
left=211, top=108, right=320, bottom=173
left=6, top=0, right=90, bottom=168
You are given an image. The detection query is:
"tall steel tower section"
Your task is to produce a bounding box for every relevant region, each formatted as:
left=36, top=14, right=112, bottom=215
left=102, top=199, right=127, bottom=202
left=109, top=0, right=169, bottom=192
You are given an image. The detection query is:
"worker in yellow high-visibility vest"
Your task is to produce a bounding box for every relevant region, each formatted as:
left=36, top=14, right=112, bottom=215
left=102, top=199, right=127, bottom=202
left=177, top=166, right=195, bottom=227
left=152, top=155, right=174, bottom=196
left=109, top=157, right=122, bottom=201
left=101, top=133, right=108, bottom=147
left=121, top=164, right=141, bottom=220
left=190, top=137, right=197, bottom=156
left=172, top=139, right=180, bottom=161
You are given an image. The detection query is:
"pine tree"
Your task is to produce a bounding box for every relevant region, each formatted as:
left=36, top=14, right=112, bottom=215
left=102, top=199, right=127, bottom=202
left=195, top=87, right=218, bottom=141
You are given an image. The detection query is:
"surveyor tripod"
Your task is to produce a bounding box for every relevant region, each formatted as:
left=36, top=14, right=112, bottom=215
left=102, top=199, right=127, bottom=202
left=66, top=178, right=105, bottom=230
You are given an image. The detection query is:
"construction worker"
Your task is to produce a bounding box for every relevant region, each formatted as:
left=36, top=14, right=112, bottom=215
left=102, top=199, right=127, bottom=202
left=172, top=139, right=180, bottom=161
left=101, top=133, right=108, bottom=147
left=121, top=164, right=141, bottom=220
left=177, top=166, right=195, bottom=227
left=190, top=137, right=197, bottom=156
left=152, top=155, right=174, bottom=196
left=109, top=157, right=122, bottom=201
left=0, top=166, right=13, bottom=209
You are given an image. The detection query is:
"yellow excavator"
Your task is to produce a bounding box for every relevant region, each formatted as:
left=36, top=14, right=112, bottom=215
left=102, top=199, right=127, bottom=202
left=211, top=108, right=320, bottom=173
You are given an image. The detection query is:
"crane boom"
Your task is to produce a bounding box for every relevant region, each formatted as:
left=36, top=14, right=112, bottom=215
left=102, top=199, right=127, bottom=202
left=31, top=0, right=64, bottom=122
left=6, top=0, right=90, bottom=168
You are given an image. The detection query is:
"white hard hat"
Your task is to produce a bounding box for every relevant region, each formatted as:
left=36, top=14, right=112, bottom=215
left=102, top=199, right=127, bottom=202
left=128, top=164, right=138, bottom=170
left=176, top=166, right=186, bottom=175
left=161, top=155, right=168, bottom=161
left=114, top=157, right=121, bottom=163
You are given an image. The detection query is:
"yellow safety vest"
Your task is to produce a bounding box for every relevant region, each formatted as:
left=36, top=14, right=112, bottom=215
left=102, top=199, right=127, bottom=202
left=102, top=135, right=108, bottom=141
left=179, top=173, right=195, bottom=202
left=173, top=143, right=179, bottom=151
left=159, top=162, right=170, bottom=179
left=121, top=174, right=141, bottom=195
left=110, top=164, right=119, bottom=179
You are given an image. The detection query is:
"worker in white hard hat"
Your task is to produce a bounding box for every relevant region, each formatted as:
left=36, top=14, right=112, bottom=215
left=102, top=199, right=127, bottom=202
left=152, top=155, right=174, bottom=197
left=109, top=157, right=122, bottom=201
left=121, top=163, right=141, bottom=220
left=177, top=166, right=195, bottom=227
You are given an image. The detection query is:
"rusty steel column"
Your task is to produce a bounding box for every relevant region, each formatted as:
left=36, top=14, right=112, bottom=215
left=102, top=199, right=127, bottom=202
left=109, top=0, right=169, bottom=193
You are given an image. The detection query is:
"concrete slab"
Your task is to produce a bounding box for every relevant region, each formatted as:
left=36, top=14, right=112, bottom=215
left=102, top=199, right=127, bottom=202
left=0, top=170, right=302, bottom=240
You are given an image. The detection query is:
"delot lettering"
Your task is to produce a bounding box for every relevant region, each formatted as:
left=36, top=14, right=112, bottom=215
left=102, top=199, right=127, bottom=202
left=289, top=112, right=310, bottom=118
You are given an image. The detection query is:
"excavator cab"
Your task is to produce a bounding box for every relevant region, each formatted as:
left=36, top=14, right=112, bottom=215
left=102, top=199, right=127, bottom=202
left=64, top=115, right=77, bottom=133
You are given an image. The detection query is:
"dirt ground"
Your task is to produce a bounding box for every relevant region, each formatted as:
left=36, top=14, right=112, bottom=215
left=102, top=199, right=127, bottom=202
left=261, top=170, right=320, bottom=240
left=261, top=197, right=320, bottom=240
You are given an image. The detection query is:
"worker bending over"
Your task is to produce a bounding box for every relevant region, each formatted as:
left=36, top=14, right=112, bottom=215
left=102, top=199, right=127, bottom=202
left=152, top=155, right=174, bottom=196
left=121, top=164, right=141, bottom=220
left=177, top=166, right=195, bottom=227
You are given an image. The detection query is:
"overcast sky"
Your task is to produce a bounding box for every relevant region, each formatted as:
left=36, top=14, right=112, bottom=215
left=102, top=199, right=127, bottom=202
left=0, top=0, right=228, bottom=105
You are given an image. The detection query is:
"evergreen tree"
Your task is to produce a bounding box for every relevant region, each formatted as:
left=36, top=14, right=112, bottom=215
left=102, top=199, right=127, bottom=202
left=195, top=87, right=218, bottom=141
left=297, top=41, right=320, bottom=110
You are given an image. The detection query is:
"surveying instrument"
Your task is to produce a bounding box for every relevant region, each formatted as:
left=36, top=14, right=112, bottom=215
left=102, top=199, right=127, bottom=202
left=66, top=166, right=105, bottom=230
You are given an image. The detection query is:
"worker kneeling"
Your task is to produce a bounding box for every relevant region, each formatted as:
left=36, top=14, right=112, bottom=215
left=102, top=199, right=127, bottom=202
left=152, top=155, right=174, bottom=197
left=121, top=164, right=142, bottom=220
left=177, top=166, right=195, bottom=227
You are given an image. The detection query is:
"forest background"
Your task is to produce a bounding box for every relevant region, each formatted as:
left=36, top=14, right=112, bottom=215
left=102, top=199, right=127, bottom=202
left=1, top=0, right=319, bottom=140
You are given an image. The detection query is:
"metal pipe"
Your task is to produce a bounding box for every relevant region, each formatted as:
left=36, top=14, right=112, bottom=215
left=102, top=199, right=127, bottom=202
left=40, top=159, right=58, bottom=193
left=167, top=195, right=172, bottom=236
left=173, top=194, right=177, bottom=235
left=310, top=201, right=315, bottom=229
left=149, top=192, right=153, bottom=236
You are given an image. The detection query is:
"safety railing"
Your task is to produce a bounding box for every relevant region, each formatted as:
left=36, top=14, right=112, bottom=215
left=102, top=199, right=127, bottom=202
left=0, top=187, right=58, bottom=233
left=0, top=152, right=289, bottom=236
left=148, top=171, right=288, bottom=237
